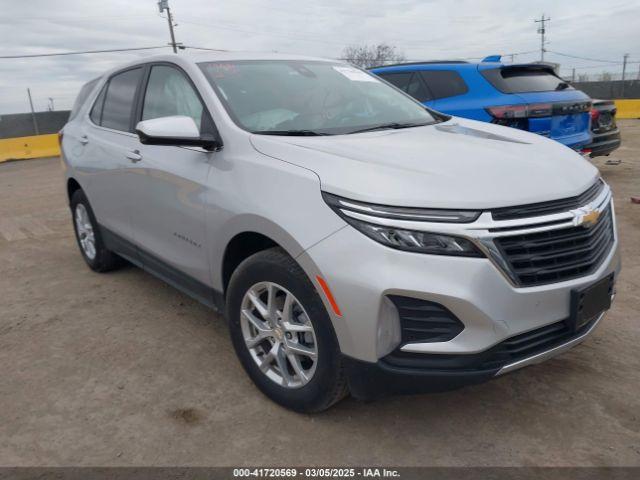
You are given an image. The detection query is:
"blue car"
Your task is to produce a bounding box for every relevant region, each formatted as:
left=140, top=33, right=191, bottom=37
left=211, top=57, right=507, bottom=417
left=370, top=56, right=592, bottom=150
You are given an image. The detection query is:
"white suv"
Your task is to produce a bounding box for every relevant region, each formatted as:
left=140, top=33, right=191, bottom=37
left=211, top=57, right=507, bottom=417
left=61, top=52, right=620, bottom=412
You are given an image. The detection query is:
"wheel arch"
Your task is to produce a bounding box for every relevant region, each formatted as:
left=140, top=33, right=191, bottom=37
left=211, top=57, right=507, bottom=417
left=217, top=214, right=315, bottom=295
left=66, top=177, right=83, bottom=204
left=221, top=231, right=281, bottom=294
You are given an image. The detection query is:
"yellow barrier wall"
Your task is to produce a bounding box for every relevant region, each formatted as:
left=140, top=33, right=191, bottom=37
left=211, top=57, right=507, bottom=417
left=0, top=134, right=60, bottom=163
left=614, top=99, right=640, bottom=119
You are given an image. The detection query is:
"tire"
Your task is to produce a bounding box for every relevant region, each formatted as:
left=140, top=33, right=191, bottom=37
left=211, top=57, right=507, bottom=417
left=226, top=247, right=348, bottom=413
left=70, top=189, right=122, bottom=272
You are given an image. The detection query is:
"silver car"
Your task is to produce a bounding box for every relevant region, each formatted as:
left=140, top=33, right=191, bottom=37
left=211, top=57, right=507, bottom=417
left=61, top=52, right=620, bottom=412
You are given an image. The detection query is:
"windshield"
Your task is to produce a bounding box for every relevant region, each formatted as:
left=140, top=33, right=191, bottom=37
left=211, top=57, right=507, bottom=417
left=198, top=60, right=437, bottom=135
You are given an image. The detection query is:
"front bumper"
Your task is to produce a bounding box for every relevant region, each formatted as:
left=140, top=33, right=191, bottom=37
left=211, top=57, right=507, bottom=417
left=344, top=311, right=607, bottom=400
left=296, top=184, right=620, bottom=398
left=299, top=207, right=620, bottom=363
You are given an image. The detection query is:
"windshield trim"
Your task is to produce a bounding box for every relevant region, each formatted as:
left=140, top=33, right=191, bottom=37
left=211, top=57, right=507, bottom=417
left=197, top=59, right=444, bottom=136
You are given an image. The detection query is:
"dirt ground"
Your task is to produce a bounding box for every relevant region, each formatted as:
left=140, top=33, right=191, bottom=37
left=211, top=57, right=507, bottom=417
left=0, top=121, right=639, bottom=467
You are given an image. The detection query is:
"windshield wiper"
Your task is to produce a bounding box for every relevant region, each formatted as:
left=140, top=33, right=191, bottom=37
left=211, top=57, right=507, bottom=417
left=347, top=122, right=430, bottom=134
left=253, top=129, right=329, bottom=136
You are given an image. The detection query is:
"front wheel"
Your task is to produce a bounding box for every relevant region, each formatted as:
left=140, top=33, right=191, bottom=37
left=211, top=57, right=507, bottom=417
left=226, top=248, right=348, bottom=413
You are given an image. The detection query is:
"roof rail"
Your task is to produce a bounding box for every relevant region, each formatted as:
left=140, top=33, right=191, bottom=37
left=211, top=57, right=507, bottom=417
left=367, top=60, right=469, bottom=69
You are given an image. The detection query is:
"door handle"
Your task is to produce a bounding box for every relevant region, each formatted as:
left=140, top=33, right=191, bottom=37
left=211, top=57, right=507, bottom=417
left=79, top=135, right=89, bottom=145
left=126, top=150, right=142, bottom=163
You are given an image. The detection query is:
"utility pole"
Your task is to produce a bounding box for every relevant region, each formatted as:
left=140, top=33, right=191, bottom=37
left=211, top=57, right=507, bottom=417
left=48, top=97, right=54, bottom=111
left=621, top=53, right=629, bottom=81
left=534, top=14, right=550, bottom=62
left=158, top=0, right=178, bottom=53
left=621, top=53, right=629, bottom=97
left=27, top=88, right=39, bottom=135
left=572, top=68, right=576, bottom=82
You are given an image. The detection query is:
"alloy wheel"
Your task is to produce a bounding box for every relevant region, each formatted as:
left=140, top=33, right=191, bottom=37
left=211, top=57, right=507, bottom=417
left=240, top=281, right=318, bottom=388
left=75, top=204, right=96, bottom=260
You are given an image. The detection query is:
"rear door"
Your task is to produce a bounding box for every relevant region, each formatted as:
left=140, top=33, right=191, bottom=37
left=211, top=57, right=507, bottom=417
left=127, top=63, right=215, bottom=290
left=79, top=67, right=144, bottom=245
left=480, top=66, right=592, bottom=148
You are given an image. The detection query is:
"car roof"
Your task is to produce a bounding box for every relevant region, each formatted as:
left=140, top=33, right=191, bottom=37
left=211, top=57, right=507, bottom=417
left=99, top=50, right=339, bottom=77
left=369, top=60, right=560, bottom=75
left=369, top=60, right=470, bottom=69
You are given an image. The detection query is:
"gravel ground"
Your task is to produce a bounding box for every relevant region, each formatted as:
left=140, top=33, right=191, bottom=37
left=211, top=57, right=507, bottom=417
left=0, top=120, right=639, bottom=466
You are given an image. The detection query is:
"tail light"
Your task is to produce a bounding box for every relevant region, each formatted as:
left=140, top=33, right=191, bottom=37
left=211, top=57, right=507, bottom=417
left=486, top=104, right=528, bottom=119
left=486, top=103, right=552, bottom=120
left=590, top=108, right=600, bottom=122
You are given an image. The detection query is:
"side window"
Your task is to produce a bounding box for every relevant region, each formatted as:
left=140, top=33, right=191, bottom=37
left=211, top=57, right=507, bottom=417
left=406, top=74, right=432, bottom=102
left=101, top=68, right=143, bottom=132
left=378, top=71, right=432, bottom=103
left=378, top=72, right=413, bottom=92
left=142, top=65, right=205, bottom=131
left=419, top=71, right=468, bottom=100
left=89, top=84, right=107, bottom=125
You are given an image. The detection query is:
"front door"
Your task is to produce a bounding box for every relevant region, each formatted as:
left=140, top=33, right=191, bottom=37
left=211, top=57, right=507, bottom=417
left=128, top=64, right=215, bottom=290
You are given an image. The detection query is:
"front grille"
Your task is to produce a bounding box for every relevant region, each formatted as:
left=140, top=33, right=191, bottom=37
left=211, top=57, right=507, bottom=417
left=491, top=180, right=604, bottom=221
left=495, top=204, right=614, bottom=286
left=383, top=315, right=600, bottom=372
left=388, top=295, right=464, bottom=343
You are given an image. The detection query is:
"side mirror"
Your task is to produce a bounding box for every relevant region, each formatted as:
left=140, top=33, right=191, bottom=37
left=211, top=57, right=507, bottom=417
left=135, top=115, right=220, bottom=151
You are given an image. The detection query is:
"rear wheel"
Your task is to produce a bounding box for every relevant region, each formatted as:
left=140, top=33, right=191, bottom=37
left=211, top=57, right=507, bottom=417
left=226, top=248, right=348, bottom=412
left=70, top=189, right=122, bottom=272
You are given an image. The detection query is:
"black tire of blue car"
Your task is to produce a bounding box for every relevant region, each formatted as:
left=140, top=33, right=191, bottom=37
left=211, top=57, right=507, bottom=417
left=226, top=247, right=348, bottom=413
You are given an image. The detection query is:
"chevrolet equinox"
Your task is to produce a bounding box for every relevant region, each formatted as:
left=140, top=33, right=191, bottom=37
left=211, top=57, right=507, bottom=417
left=61, top=53, right=620, bottom=412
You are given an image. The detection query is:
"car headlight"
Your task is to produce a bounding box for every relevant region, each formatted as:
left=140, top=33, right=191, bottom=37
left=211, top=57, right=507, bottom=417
left=323, top=193, right=484, bottom=257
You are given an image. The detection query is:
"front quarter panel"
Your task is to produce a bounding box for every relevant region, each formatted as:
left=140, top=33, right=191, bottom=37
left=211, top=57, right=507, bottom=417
left=205, top=135, right=346, bottom=292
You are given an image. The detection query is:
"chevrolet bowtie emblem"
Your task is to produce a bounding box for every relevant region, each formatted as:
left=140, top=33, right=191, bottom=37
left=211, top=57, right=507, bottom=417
left=580, top=209, right=601, bottom=228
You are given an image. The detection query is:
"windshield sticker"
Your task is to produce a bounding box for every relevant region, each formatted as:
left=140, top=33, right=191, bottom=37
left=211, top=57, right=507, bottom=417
left=332, top=66, right=379, bottom=82
left=206, top=63, right=240, bottom=79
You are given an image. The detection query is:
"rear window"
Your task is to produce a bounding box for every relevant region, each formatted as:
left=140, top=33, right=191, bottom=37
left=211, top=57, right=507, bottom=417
left=482, top=67, right=572, bottom=93
left=419, top=71, right=468, bottom=99
left=69, top=78, right=99, bottom=121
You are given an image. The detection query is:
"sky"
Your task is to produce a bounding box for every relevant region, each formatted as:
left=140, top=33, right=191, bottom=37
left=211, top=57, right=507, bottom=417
left=0, top=0, right=639, bottom=114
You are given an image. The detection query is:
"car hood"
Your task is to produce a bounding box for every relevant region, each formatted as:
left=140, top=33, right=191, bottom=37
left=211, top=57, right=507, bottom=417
left=249, top=117, right=599, bottom=209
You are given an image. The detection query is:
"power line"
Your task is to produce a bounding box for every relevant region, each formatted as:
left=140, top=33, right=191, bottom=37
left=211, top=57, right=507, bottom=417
left=546, top=50, right=625, bottom=64
left=183, top=46, right=228, bottom=52
left=399, top=50, right=538, bottom=62
left=0, top=46, right=169, bottom=59
left=565, top=63, right=624, bottom=70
